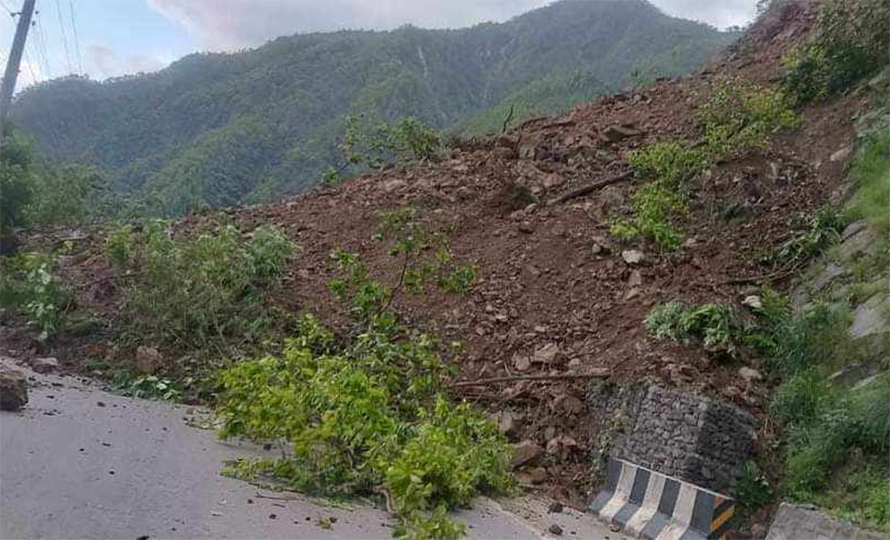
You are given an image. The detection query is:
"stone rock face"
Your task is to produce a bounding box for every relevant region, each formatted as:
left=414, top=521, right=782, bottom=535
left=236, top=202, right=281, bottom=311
left=614, top=385, right=756, bottom=494
left=0, top=367, right=29, bottom=411
left=31, top=357, right=59, bottom=374
left=766, top=503, right=886, bottom=540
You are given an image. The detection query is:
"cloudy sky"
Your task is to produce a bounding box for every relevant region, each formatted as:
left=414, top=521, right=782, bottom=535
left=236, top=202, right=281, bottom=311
left=1, top=0, right=757, bottom=90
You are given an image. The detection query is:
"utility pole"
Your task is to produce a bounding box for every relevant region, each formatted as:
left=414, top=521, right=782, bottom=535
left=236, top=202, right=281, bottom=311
left=0, top=0, right=37, bottom=144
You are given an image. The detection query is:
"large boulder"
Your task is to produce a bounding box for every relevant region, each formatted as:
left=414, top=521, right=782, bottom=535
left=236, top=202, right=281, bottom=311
left=0, top=367, right=29, bottom=411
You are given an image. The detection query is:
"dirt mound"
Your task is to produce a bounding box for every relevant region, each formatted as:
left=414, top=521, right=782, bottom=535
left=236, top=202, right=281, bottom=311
left=3, top=0, right=868, bottom=506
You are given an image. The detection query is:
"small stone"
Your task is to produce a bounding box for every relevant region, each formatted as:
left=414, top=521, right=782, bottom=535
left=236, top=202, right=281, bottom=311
left=533, top=343, right=560, bottom=364
left=621, top=249, right=644, bottom=265
left=603, top=124, right=644, bottom=143
left=135, top=346, right=161, bottom=374
left=548, top=523, right=564, bottom=536
left=31, top=357, right=59, bottom=374
left=742, top=295, right=763, bottom=310
left=0, top=367, right=28, bottom=411
left=513, top=353, right=531, bottom=372
left=566, top=358, right=583, bottom=372
left=518, top=221, right=535, bottom=234
left=739, top=367, right=763, bottom=383
left=830, top=145, right=852, bottom=162
left=497, top=411, right=520, bottom=438
left=526, top=467, right=548, bottom=484
left=627, top=270, right=642, bottom=288
left=623, top=287, right=640, bottom=301
left=548, top=501, right=564, bottom=514
left=511, top=440, right=544, bottom=469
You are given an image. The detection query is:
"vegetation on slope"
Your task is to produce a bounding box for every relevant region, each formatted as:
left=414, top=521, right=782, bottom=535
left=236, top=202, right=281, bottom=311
left=10, top=0, right=737, bottom=215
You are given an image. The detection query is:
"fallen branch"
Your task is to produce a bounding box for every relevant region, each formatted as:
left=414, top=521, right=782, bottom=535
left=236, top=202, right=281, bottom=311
left=551, top=172, right=633, bottom=204
left=448, top=370, right=610, bottom=389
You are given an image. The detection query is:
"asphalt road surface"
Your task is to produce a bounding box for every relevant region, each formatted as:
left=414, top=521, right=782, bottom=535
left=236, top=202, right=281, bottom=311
left=0, top=363, right=628, bottom=539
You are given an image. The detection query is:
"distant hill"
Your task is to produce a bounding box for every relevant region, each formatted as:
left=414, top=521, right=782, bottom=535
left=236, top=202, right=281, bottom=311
left=10, top=0, right=738, bottom=215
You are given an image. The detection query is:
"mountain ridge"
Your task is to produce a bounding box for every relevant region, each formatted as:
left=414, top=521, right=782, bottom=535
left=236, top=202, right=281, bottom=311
left=10, top=0, right=738, bottom=214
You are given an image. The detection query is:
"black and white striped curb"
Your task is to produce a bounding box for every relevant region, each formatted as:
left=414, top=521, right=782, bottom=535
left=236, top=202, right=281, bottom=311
left=590, top=458, right=737, bottom=540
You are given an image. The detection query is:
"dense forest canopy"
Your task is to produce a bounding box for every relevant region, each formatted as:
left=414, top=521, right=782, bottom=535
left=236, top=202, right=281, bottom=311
left=10, top=0, right=738, bottom=215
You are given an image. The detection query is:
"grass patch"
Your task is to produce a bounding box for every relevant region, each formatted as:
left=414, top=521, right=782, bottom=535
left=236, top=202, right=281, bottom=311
left=849, top=128, right=890, bottom=236
left=614, top=79, right=798, bottom=250
left=105, top=220, right=295, bottom=351
left=761, top=206, right=849, bottom=269
left=781, top=0, right=889, bottom=106
left=645, top=301, right=741, bottom=359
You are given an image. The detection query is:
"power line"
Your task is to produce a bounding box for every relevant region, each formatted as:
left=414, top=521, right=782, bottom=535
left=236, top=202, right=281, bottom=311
left=54, top=0, right=72, bottom=74
left=33, top=14, right=52, bottom=78
left=67, top=0, right=82, bottom=74
left=0, top=0, right=13, bottom=15
left=23, top=44, right=39, bottom=85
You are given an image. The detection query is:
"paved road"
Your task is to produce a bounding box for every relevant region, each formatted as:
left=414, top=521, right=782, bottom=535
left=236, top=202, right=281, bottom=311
left=0, top=364, right=628, bottom=540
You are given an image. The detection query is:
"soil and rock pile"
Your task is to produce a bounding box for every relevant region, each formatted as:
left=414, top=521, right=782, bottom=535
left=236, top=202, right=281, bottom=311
left=1, top=0, right=869, bottom=505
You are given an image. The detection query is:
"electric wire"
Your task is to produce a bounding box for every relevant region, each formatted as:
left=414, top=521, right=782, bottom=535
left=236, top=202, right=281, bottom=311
left=54, top=0, right=72, bottom=73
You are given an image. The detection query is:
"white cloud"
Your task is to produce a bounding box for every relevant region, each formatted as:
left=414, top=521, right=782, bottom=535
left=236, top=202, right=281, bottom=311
left=86, top=44, right=166, bottom=78
left=147, top=0, right=756, bottom=52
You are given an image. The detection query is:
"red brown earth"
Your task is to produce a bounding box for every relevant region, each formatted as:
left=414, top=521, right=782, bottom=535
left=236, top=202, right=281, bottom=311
left=1, top=0, right=867, bottom=509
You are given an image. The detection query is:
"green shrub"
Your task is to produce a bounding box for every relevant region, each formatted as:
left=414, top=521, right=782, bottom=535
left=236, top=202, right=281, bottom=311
left=330, top=208, right=476, bottom=325
left=0, top=127, right=36, bottom=231
left=26, top=164, right=107, bottom=227
left=104, top=225, right=134, bottom=269
left=645, top=301, right=740, bottom=357
left=627, top=141, right=708, bottom=184
left=764, top=301, right=852, bottom=378
left=782, top=0, right=890, bottom=106
left=0, top=252, right=68, bottom=340
left=850, top=128, right=890, bottom=235
left=341, top=115, right=444, bottom=171
left=736, top=461, right=774, bottom=512
left=216, top=315, right=512, bottom=537
left=110, top=221, right=296, bottom=348
left=699, top=77, right=799, bottom=157
left=762, top=206, right=849, bottom=268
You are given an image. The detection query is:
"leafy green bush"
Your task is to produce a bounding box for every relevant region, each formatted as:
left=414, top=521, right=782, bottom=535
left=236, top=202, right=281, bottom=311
left=782, top=0, right=890, bottom=106
left=216, top=315, right=512, bottom=537
left=25, top=164, right=108, bottom=227
left=340, top=115, right=444, bottom=172
left=0, top=252, right=68, bottom=340
left=0, top=127, right=36, bottom=231
left=113, top=374, right=183, bottom=401
left=850, top=128, right=890, bottom=235
left=762, top=206, right=849, bottom=268
left=104, top=225, right=134, bottom=269
left=736, top=460, right=774, bottom=512
left=699, top=77, right=799, bottom=157
left=627, top=141, right=708, bottom=184
left=108, top=221, right=295, bottom=348
left=645, top=301, right=740, bottom=357
left=330, top=207, right=476, bottom=326
left=614, top=141, right=705, bottom=249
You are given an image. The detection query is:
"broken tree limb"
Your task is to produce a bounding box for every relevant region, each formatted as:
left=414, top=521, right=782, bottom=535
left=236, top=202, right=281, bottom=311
left=448, top=370, right=610, bottom=389
left=551, top=171, right=633, bottom=204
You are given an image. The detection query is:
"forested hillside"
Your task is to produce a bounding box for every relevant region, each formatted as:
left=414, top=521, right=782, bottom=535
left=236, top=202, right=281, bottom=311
left=10, top=0, right=737, bottom=215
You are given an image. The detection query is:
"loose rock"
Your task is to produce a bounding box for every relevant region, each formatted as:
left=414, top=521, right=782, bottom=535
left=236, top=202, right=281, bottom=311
left=31, top=357, right=59, bottom=374
left=0, top=367, right=28, bottom=411
left=511, top=440, right=544, bottom=469
left=621, top=249, right=645, bottom=265
left=135, top=346, right=162, bottom=374
left=548, top=523, right=564, bottom=536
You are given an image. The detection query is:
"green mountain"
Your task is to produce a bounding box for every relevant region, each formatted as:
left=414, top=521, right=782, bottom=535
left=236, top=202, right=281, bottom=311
left=10, top=0, right=737, bottom=215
